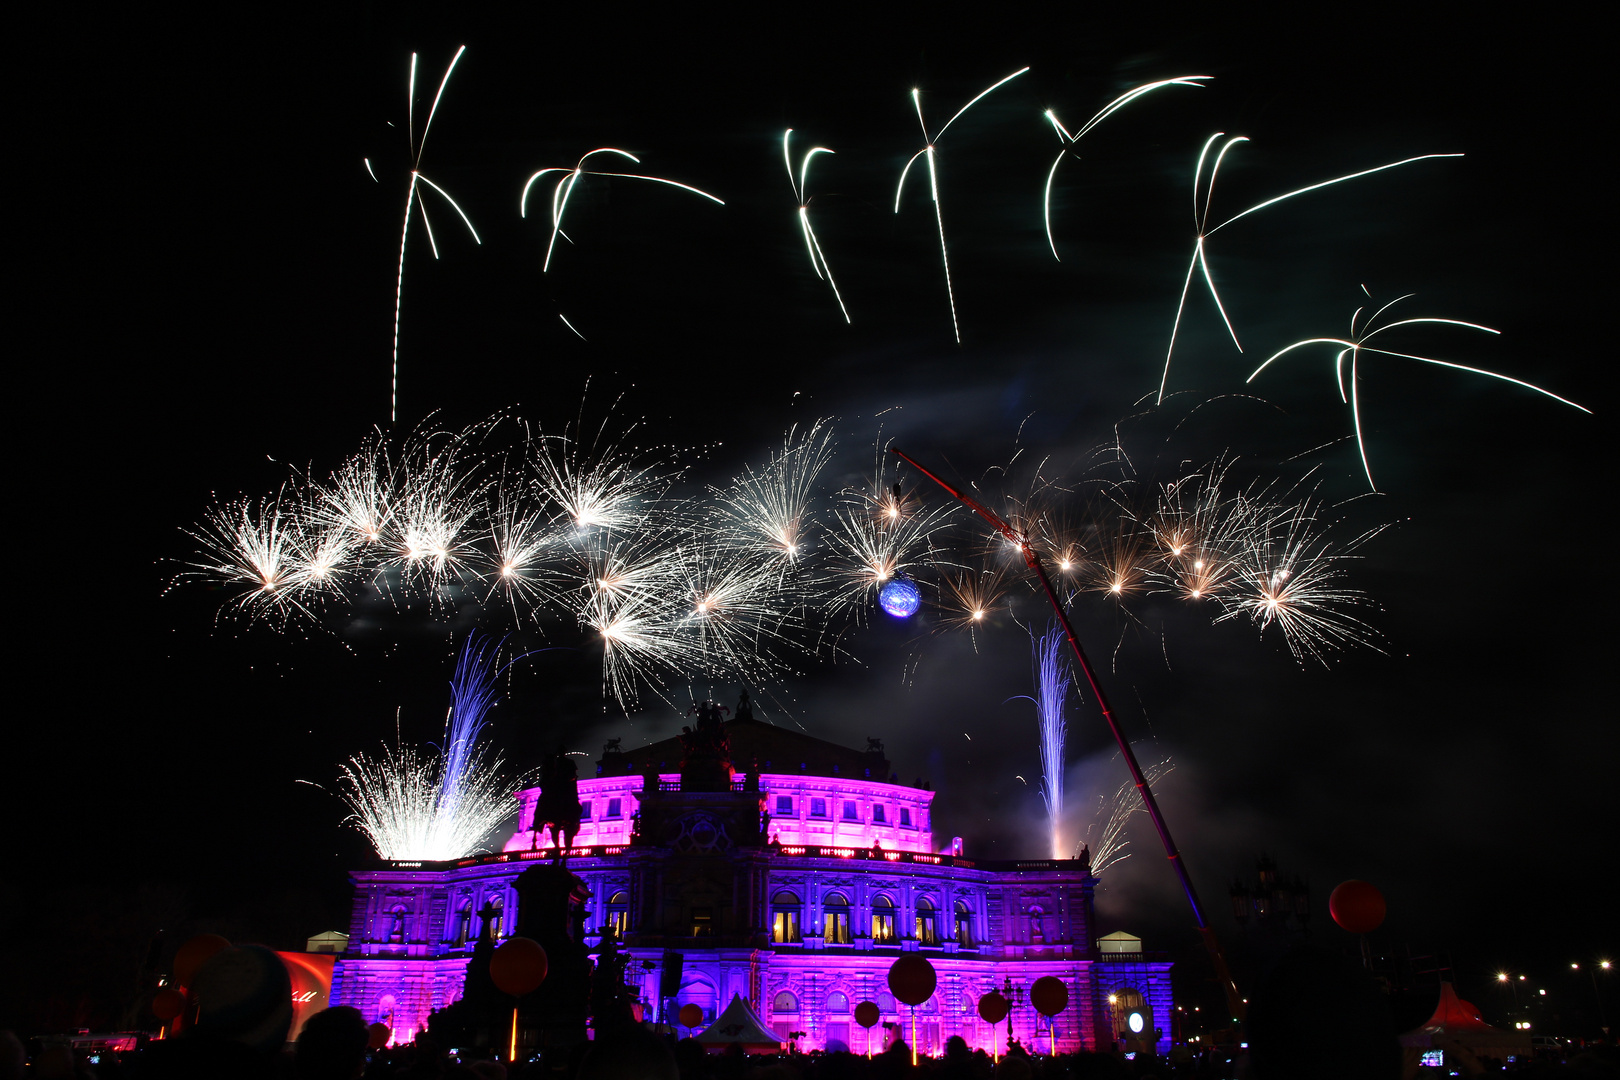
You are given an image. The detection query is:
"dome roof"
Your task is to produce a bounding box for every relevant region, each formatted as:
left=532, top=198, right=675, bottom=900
left=597, top=700, right=891, bottom=781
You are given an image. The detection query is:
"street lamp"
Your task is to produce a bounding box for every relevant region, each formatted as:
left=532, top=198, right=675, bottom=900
left=1571, top=959, right=1612, bottom=1031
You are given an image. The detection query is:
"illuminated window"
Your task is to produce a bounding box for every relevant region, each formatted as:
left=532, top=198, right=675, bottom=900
left=608, top=891, right=630, bottom=936
left=607, top=798, right=622, bottom=818
left=826, top=991, right=850, bottom=1014
left=451, top=900, right=472, bottom=945
left=691, top=906, right=713, bottom=937
left=579, top=801, right=592, bottom=820
left=772, top=891, right=801, bottom=943
left=900, top=808, right=912, bottom=827
left=843, top=800, right=859, bottom=821
left=776, top=796, right=793, bottom=815
left=954, top=900, right=973, bottom=947
left=916, top=897, right=939, bottom=945
left=810, top=798, right=827, bottom=817
left=872, top=895, right=896, bottom=943
left=873, top=804, right=886, bottom=824
left=825, top=893, right=851, bottom=944
left=483, top=898, right=504, bottom=940
left=877, top=991, right=896, bottom=1013
left=773, top=991, right=799, bottom=1013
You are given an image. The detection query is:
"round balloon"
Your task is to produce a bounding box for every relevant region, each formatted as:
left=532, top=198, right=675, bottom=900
left=151, top=987, right=186, bottom=1021
left=854, top=1001, right=880, bottom=1028
left=678, top=1003, right=704, bottom=1028
left=1030, top=976, right=1068, bottom=1017
left=1329, top=880, right=1386, bottom=934
left=887, top=952, right=937, bottom=1006
left=978, top=991, right=1010, bottom=1024
left=173, top=933, right=231, bottom=987
left=878, top=577, right=922, bottom=619
left=367, top=1022, right=390, bottom=1050
left=489, top=937, right=548, bottom=996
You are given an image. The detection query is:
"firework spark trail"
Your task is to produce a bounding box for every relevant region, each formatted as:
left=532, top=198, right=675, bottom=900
left=184, top=488, right=319, bottom=623
left=1246, top=292, right=1591, bottom=491
left=1024, top=622, right=1071, bottom=859
left=824, top=462, right=959, bottom=616
left=1148, top=459, right=1261, bottom=602
left=337, top=739, right=515, bottom=861
left=1078, top=756, right=1174, bottom=874
left=895, top=67, right=1030, bottom=342
left=388, top=47, right=480, bottom=424
left=1156, top=141, right=1463, bottom=403
left=711, top=419, right=836, bottom=568
left=485, top=469, right=569, bottom=618
left=782, top=131, right=849, bottom=322
left=1042, top=75, right=1211, bottom=260
left=437, top=630, right=505, bottom=823
left=520, top=147, right=725, bottom=274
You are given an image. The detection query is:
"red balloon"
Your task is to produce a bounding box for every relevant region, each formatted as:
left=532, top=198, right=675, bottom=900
left=367, top=1022, right=390, bottom=1050
left=678, top=1003, right=704, bottom=1028
left=854, top=1001, right=880, bottom=1028
left=1329, top=880, right=1386, bottom=934
left=173, top=933, right=231, bottom=987
left=1030, top=976, right=1068, bottom=1017
left=978, top=991, right=1010, bottom=1024
left=151, top=987, right=185, bottom=1021
left=490, top=937, right=549, bottom=996
left=887, top=953, right=937, bottom=1007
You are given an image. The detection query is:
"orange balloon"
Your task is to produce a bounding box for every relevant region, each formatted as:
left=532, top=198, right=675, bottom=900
left=854, top=1001, right=880, bottom=1028
left=1030, top=976, right=1068, bottom=1017
left=489, top=937, right=548, bottom=996
left=367, top=1022, right=390, bottom=1049
left=678, top=1003, right=704, bottom=1028
left=978, top=991, right=1010, bottom=1024
left=173, top=933, right=231, bottom=987
left=887, top=953, right=937, bottom=1007
left=151, top=987, right=185, bottom=1021
left=1329, top=880, right=1386, bottom=934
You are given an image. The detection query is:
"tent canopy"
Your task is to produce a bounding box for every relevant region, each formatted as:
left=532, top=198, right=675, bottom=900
left=1399, top=982, right=1529, bottom=1052
left=695, top=993, right=785, bottom=1051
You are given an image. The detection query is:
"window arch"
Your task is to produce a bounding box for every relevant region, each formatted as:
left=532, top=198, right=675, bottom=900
left=915, top=896, right=938, bottom=945
left=450, top=899, right=472, bottom=945
left=607, top=890, right=630, bottom=936
left=772, top=891, right=801, bottom=943
left=876, top=990, right=896, bottom=1013
left=482, top=896, right=504, bottom=941
left=826, top=991, right=850, bottom=1014
left=872, top=895, right=896, bottom=943
left=824, top=892, right=851, bottom=944
left=773, top=990, right=800, bottom=1014
left=954, top=899, right=973, bottom=947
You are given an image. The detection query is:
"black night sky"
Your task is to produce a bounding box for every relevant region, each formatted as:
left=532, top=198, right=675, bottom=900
left=8, top=3, right=1611, bottom=1039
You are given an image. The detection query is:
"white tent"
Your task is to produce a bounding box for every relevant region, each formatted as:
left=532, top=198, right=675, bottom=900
left=695, top=993, right=786, bottom=1054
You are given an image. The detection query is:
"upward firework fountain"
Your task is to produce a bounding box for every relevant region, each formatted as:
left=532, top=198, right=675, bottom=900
left=1020, top=622, right=1070, bottom=860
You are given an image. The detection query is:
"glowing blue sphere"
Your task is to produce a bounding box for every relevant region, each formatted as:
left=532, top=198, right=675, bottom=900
left=878, top=577, right=922, bottom=619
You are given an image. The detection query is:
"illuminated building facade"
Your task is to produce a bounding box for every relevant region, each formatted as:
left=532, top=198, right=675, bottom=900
left=331, top=702, right=1172, bottom=1054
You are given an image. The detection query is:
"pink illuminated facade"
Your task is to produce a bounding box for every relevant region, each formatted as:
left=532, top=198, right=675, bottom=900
left=332, top=706, right=1173, bottom=1056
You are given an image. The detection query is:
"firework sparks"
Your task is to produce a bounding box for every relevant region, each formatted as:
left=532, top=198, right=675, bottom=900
left=896, top=67, right=1030, bottom=342
left=825, top=458, right=958, bottom=615
left=782, top=130, right=849, bottom=322
left=387, top=47, right=481, bottom=424
left=520, top=147, right=725, bottom=274
left=1157, top=140, right=1462, bottom=403
left=711, top=419, right=836, bottom=567
left=1247, top=291, right=1591, bottom=490
left=1078, top=756, right=1174, bottom=874
left=184, top=489, right=317, bottom=623
left=1042, top=75, right=1211, bottom=260
left=1012, top=623, right=1072, bottom=859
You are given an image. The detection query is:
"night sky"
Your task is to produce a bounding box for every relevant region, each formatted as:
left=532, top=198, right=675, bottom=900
left=9, top=4, right=1610, bottom=1037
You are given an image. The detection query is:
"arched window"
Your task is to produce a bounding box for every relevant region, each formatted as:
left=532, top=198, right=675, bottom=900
left=482, top=897, right=504, bottom=941
left=1110, top=988, right=1148, bottom=1038
left=826, top=991, right=850, bottom=1014
left=824, top=892, right=851, bottom=945
left=915, top=896, right=938, bottom=945
left=872, top=895, right=896, bottom=943
left=772, top=890, right=801, bottom=944
left=607, top=890, right=630, bottom=936
left=954, top=899, right=973, bottom=947
left=876, top=991, right=896, bottom=1013
left=773, top=990, right=800, bottom=1014
left=450, top=900, right=472, bottom=945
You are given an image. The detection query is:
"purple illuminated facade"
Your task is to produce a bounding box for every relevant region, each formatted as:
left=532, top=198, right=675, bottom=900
left=332, top=705, right=1173, bottom=1055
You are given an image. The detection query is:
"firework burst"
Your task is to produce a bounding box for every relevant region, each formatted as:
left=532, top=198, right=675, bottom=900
left=782, top=131, right=849, bottom=322
left=1247, top=290, right=1591, bottom=491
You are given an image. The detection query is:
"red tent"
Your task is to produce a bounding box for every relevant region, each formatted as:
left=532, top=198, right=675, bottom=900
left=1399, top=982, right=1529, bottom=1063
